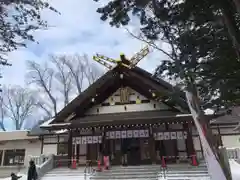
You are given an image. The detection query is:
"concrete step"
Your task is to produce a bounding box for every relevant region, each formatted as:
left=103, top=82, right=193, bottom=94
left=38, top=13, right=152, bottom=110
left=41, top=165, right=210, bottom=180
left=159, top=178, right=210, bottom=180
left=90, top=175, right=158, bottom=180
left=163, top=170, right=208, bottom=174
left=90, top=166, right=159, bottom=180
left=42, top=177, right=90, bottom=180
left=42, top=168, right=90, bottom=178
left=94, top=171, right=158, bottom=177
left=103, top=168, right=160, bottom=173
left=163, top=174, right=209, bottom=177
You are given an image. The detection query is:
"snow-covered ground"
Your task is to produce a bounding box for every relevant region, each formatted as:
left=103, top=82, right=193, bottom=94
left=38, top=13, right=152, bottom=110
left=229, top=159, right=240, bottom=180
left=0, top=174, right=27, bottom=180
left=1, top=160, right=240, bottom=180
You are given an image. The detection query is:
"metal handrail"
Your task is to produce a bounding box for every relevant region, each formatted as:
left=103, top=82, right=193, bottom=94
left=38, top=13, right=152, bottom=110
left=36, top=154, right=54, bottom=179
left=53, top=158, right=99, bottom=168
left=84, top=160, right=96, bottom=180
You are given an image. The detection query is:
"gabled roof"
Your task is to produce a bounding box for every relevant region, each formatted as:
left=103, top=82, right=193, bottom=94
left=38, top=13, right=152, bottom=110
left=51, top=65, right=189, bottom=124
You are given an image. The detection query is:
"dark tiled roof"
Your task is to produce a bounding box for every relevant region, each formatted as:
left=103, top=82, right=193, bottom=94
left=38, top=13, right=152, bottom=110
left=73, top=110, right=179, bottom=124
left=210, top=114, right=240, bottom=125
left=51, top=65, right=189, bottom=124
left=28, top=120, right=51, bottom=136
left=68, top=110, right=195, bottom=129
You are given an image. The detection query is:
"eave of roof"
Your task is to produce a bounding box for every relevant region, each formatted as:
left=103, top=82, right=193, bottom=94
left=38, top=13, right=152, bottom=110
left=50, top=66, right=189, bottom=124
left=73, top=110, right=181, bottom=123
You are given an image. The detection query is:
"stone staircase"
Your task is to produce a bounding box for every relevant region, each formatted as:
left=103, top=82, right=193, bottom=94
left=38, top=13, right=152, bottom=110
left=40, top=164, right=210, bottom=180
left=160, top=164, right=210, bottom=180
left=91, top=164, right=210, bottom=180
left=91, top=165, right=160, bottom=180
left=40, top=167, right=90, bottom=180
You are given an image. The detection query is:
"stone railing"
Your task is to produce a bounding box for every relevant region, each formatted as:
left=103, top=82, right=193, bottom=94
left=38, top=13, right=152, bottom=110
left=30, top=154, right=50, bottom=166
left=226, top=148, right=240, bottom=160
left=30, top=154, right=54, bottom=179
left=194, top=148, right=240, bottom=161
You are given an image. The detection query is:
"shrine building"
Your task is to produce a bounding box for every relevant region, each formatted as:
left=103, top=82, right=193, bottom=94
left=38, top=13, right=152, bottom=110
left=36, top=64, right=226, bottom=167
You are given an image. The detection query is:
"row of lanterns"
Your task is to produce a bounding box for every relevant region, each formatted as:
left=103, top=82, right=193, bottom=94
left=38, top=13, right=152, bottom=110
left=71, top=121, right=193, bottom=131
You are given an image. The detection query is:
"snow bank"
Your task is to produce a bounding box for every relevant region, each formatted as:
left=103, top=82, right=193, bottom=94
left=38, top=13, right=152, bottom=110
left=0, top=173, right=27, bottom=180
left=229, top=159, right=240, bottom=180
left=0, top=160, right=239, bottom=180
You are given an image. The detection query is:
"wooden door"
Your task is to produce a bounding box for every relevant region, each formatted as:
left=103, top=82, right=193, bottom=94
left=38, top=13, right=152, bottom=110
left=87, top=144, right=98, bottom=165
left=127, top=138, right=141, bottom=165
left=140, top=138, right=151, bottom=164
left=163, top=139, right=177, bottom=163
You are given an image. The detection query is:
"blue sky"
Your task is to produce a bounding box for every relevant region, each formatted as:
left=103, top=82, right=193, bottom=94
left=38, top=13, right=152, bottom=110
left=2, top=0, right=167, bottom=86
left=1, top=0, right=171, bottom=130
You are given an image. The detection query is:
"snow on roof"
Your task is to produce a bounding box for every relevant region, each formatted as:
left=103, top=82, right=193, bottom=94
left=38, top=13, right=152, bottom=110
left=39, top=117, right=71, bottom=128
left=0, top=131, right=37, bottom=141
left=55, top=129, right=68, bottom=134
left=175, top=114, right=192, bottom=117
left=39, top=118, right=54, bottom=127
left=204, top=109, right=214, bottom=115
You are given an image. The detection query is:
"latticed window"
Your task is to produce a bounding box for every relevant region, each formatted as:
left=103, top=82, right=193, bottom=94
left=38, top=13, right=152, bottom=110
left=3, top=149, right=25, bottom=166
left=57, top=143, right=68, bottom=155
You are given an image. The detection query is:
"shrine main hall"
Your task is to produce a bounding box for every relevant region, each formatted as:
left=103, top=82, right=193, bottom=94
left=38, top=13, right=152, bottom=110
left=37, top=64, right=226, bottom=166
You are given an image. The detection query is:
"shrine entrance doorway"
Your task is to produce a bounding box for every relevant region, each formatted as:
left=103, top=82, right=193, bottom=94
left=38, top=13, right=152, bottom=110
left=127, top=138, right=141, bottom=165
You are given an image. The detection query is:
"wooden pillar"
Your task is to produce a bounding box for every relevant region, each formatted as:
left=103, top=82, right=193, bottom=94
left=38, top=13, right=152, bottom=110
left=57, top=135, right=59, bottom=155
left=199, top=136, right=204, bottom=158
left=100, top=130, right=106, bottom=163
left=40, top=136, right=44, bottom=154
left=217, top=125, right=223, bottom=146
left=76, top=144, right=80, bottom=163
left=1, top=150, right=5, bottom=166
left=149, top=126, right=156, bottom=164
left=76, top=129, right=80, bottom=163
left=68, top=129, right=73, bottom=167
left=183, top=122, right=195, bottom=157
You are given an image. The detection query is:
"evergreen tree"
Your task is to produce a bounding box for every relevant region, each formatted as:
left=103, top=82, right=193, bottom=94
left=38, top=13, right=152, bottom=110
left=94, top=0, right=240, bottom=111
left=0, top=0, right=58, bottom=91
left=0, top=0, right=58, bottom=62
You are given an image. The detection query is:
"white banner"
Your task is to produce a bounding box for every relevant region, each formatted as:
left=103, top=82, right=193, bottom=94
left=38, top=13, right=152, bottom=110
left=183, top=131, right=188, bottom=139
left=153, top=132, right=157, bottom=139
left=133, top=130, right=139, bottom=138
left=170, top=132, right=177, bottom=139
left=106, top=132, right=110, bottom=139
left=93, top=136, right=98, bottom=144
left=76, top=137, right=81, bottom=144
left=177, top=131, right=183, bottom=139
left=98, top=136, right=102, bottom=143
left=144, top=130, right=149, bottom=137
left=82, top=136, right=87, bottom=144
left=139, top=130, right=145, bottom=137
left=121, top=131, right=127, bottom=138
left=87, top=136, right=93, bottom=144
left=186, top=90, right=227, bottom=180
left=127, top=130, right=133, bottom=138
left=109, top=131, right=115, bottom=139
left=115, top=131, right=121, bottom=139
left=158, top=132, right=164, bottom=140
left=164, top=132, right=170, bottom=140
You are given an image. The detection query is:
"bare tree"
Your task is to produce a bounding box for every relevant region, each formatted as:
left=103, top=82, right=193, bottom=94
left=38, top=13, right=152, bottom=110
left=1, top=86, right=37, bottom=130
left=25, top=54, right=103, bottom=119
left=0, top=97, right=6, bottom=131
left=64, top=54, right=102, bottom=94
left=81, top=54, right=103, bottom=86
left=64, top=54, right=85, bottom=94
left=50, top=55, right=72, bottom=106
left=26, top=61, right=57, bottom=117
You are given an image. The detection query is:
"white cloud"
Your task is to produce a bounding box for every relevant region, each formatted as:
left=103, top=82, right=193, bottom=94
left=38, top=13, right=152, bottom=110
left=0, top=0, right=171, bottom=130
left=2, top=0, right=166, bottom=87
